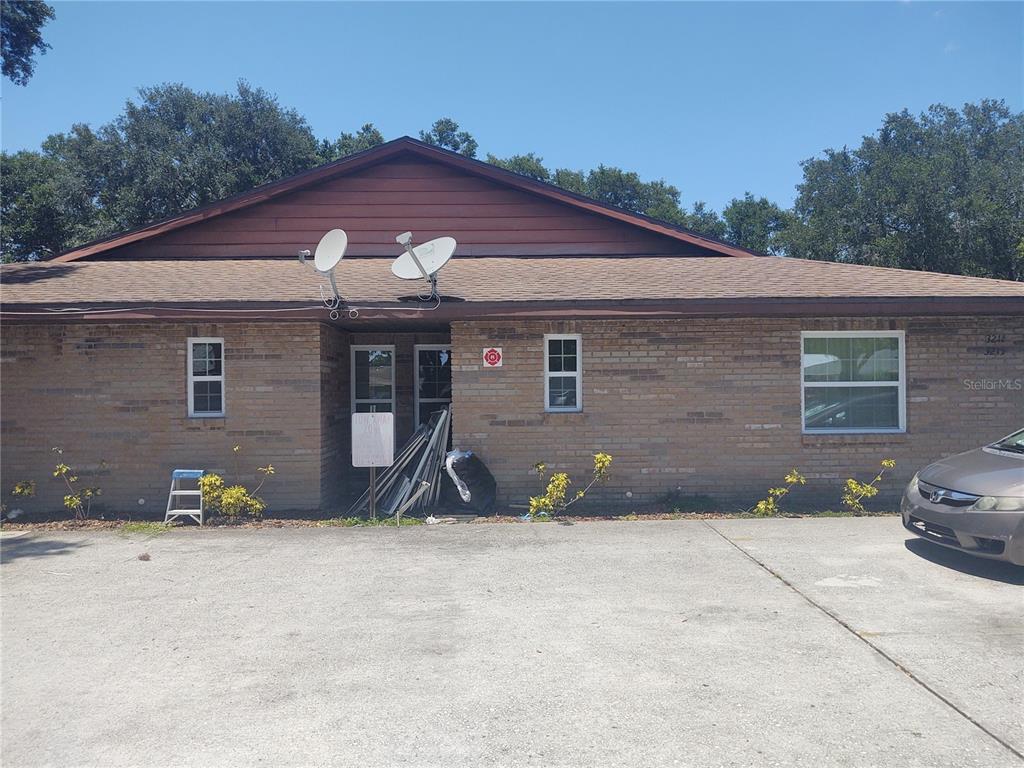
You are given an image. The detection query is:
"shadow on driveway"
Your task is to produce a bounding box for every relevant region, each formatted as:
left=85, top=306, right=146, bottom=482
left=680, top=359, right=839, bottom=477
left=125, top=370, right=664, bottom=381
left=904, top=538, right=1024, bottom=585
left=1, top=536, right=89, bottom=564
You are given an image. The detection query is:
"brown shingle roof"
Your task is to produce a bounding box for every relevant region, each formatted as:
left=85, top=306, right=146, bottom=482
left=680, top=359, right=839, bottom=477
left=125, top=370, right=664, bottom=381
left=2, top=257, right=1021, bottom=319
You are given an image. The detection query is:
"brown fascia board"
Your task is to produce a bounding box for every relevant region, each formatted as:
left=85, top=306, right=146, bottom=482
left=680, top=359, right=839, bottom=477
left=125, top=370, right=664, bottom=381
left=51, top=137, right=763, bottom=262
left=3, top=295, right=1022, bottom=324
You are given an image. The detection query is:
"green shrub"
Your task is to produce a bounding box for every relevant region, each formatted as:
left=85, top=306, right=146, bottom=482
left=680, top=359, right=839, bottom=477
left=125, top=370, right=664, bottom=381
left=528, top=452, right=612, bottom=519
left=1, top=479, right=36, bottom=519
left=750, top=469, right=806, bottom=517
left=199, top=474, right=266, bottom=517
left=842, top=459, right=896, bottom=515
left=198, top=447, right=274, bottom=518
left=52, top=448, right=104, bottom=519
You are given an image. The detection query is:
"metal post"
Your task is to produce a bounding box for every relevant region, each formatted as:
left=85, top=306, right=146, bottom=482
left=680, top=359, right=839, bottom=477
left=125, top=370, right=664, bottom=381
left=371, top=466, right=378, bottom=522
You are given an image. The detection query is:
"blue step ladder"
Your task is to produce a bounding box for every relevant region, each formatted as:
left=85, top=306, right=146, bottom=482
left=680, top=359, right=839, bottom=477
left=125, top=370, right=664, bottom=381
left=165, top=469, right=205, bottom=525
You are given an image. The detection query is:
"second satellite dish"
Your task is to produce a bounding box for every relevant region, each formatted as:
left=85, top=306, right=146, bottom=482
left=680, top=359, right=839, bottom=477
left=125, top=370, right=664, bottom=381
left=392, top=233, right=456, bottom=280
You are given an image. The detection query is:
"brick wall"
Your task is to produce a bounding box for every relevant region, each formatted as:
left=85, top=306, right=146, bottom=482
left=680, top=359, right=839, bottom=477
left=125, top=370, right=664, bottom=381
left=1, top=322, right=326, bottom=515
left=320, top=325, right=350, bottom=511
left=0, top=323, right=453, bottom=516
left=5, top=317, right=1017, bottom=516
left=450, top=316, right=1024, bottom=511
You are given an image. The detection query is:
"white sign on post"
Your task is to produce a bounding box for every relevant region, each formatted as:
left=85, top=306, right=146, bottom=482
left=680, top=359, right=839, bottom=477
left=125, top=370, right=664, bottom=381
left=352, top=412, right=394, bottom=467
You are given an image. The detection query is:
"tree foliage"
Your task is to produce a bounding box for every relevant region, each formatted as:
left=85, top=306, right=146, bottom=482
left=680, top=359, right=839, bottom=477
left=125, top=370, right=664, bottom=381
left=487, top=154, right=723, bottom=235
left=2, top=85, right=1020, bottom=279
left=1, top=0, right=55, bottom=86
left=419, top=117, right=478, bottom=158
left=485, top=152, right=550, bottom=182
left=783, top=100, right=1023, bottom=280
left=2, top=82, right=324, bottom=258
left=320, top=123, right=384, bottom=162
left=722, top=193, right=794, bottom=256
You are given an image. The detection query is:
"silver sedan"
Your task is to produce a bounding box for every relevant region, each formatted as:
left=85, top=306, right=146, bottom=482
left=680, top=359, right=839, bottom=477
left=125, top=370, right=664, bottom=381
left=901, top=428, right=1024, bottom=566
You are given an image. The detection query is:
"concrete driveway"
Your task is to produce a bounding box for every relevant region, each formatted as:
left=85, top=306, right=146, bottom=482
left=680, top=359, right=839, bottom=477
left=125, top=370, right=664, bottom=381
left=2, top=518, right=1021, bottom=768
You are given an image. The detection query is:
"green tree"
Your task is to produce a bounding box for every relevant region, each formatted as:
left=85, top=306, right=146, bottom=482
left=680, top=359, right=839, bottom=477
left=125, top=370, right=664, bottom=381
left=485, top=152, right=733, bottom=238
left=1, top=0, right=55, bottom=86
left=419, top=117, right=478, bottom=158
left=683, top=202, right=727, bottom=240
left=551, top=165, right=700, bottom=230
left=1, top=81, right=324, bottom=258
left=486, top=152, right=551, bottom=182
left=320, top=123, right=385, bottom=161
left=0, top=149, right=98, bottom=260
left=102, top=81, right=322, bottom=227
left=552, top=167, right=587, bottom=195
left=722, top=193, right=793, bottom=255
left=784, top=100, right=1023, bottom=280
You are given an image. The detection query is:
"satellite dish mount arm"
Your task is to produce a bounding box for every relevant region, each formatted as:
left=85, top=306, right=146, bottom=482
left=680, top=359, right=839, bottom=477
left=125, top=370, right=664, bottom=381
left=298, top=248, right=342, bottom=310
left=396, top=232, right=439, bottom=299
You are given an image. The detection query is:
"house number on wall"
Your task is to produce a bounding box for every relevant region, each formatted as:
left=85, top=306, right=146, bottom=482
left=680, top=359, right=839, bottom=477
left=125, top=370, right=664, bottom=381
left=984, top=334, right=1008, bottom=356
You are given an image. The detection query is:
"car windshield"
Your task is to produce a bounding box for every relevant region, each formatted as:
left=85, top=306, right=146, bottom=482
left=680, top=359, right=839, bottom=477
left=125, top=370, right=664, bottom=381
left=991, top=428, right=1024, bottom=454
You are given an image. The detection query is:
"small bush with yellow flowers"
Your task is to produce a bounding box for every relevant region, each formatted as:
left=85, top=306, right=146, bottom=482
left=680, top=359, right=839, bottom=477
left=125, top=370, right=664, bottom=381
left=52, top=448, right=105, bottom=519
left=842, top=459, right=896, bottom=515
left=750, top=469, right=806, bottom=517
left=528, top=452, right=613, bottom=520
left=199, top=445, right=275, bottom=518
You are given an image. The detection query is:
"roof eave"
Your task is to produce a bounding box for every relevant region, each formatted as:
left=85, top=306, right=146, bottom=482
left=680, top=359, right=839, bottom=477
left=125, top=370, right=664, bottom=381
left=3, top=295, right=1021, bottom=323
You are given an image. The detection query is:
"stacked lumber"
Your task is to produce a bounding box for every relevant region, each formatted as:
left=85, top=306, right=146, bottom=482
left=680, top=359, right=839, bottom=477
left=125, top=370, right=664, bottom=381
left=346, top=409, right=451, bottom=518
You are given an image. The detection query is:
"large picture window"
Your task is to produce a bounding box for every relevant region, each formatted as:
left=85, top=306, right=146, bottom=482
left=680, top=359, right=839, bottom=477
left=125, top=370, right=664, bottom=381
left=188, top=337, right=225, bottom=417
left=801, top=331, right=905, bottom=433
left=351, top=346, right=395, bottom=414
left=544, top=334, right=582, bottom=412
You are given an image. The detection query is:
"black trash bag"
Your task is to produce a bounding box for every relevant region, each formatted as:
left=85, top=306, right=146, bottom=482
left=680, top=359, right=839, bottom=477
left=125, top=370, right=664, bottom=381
left=443, top=450, right=498, bottom=515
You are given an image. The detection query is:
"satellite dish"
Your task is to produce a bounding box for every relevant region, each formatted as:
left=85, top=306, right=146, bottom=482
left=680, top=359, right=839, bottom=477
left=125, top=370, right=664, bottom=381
left=392, top=233, right=456, bottom=286
left=298, top=228, right=348, bottom=305
left=314, top=228, right=348, bottom=273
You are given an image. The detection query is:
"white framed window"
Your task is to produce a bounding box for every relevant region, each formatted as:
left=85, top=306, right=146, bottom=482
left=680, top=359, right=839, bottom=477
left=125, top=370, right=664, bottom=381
left=414, top=345, right=452, bottom=427
left=187, top=337, right=225, bottom=417
left=801, top=331, right=906, bottom=433
left=351, top=345, right=395, bottom=414
left=544, top=334, right=582, bottom=413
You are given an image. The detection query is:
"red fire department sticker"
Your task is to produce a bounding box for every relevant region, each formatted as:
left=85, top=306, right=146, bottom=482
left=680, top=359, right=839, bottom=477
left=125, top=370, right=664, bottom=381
left=482, top=347, right=503, bottom=368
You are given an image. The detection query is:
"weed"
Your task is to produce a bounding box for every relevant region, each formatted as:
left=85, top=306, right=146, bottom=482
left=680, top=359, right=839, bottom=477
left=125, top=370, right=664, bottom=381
left=750, top=469, right=806, bottom=517
left=842, top=459, right=896, bottom=515
left=662, top=490, right=718, bottom=513
left=120, top=521, right=173, bottom=536
left=320, top=516, right=424, bottom=527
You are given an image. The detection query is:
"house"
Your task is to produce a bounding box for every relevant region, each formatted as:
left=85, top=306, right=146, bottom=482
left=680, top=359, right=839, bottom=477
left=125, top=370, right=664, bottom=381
left=2, top=137, right=1022, bottom=515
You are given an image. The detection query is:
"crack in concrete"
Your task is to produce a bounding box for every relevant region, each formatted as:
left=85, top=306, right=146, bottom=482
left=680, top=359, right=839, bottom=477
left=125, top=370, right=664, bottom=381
left=703, top=520, right=1024, bottom=763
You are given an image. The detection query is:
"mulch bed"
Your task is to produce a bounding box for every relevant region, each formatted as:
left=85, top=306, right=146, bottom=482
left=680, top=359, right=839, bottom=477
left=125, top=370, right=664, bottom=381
left=1, top=509, right=896, bottom=531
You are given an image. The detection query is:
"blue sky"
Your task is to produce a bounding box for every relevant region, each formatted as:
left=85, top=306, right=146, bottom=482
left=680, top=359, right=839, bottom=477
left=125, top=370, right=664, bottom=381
left=2, top=1, right=1020, bottom=211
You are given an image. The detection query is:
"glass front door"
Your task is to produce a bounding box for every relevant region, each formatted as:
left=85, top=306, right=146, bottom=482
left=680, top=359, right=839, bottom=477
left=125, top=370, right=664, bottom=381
left=351, top=346, right=395, bottom=413
left=415, top=346, right=452, bottom=426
